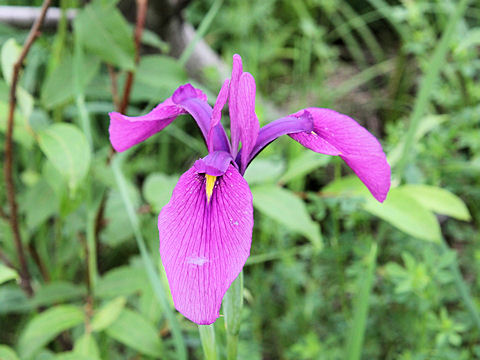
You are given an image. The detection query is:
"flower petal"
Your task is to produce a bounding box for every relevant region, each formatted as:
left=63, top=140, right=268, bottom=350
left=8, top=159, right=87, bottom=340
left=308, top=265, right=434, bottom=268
left=194, top=151, right=233, bottom=176
left=228, top=54, right=244, bottom=158
left=237, top=72, right=260, bottom=173
left=246, top=111, right=314, bottom=166
left=109, top=84, right=207, bottom=152
left=289, top=108, right=391, bottom=202
left=208, top=79, right=230, bottom=152
left=158, top=165, right=253, bottom=325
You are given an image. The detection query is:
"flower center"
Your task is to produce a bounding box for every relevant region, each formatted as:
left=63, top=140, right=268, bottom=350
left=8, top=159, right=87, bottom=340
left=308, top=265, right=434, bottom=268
left=205, top=174, right=217, bottom=203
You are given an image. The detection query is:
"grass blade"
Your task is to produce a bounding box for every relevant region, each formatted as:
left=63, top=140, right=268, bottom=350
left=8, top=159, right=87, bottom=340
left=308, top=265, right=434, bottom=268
left=112, top=153, right=187, bottom=360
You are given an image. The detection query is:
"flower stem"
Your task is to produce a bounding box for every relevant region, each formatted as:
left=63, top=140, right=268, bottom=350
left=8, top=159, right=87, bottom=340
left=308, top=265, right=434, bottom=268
left=198, top=324, right=217, bottom=360
left=224, top=271, right=243, bottom=360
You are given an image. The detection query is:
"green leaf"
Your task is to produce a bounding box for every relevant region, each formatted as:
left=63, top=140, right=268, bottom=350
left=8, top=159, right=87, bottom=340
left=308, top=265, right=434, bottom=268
left=0, top=264, right=18, bottom=285
left=19, top=180, right=58, bottom=230
left=401, top=185, right=471, bottom=221
left=41, top=53, right=100, bottom=109
left=0, top=285, right=31, bottom=314
left=279, top=151, right=330, bottom=184
left=251, top=185, right=322, bottom=249
left=1, top=38, right=21, bottom=85
left=0, top=345, right=20, bottom=360
left=91, top=297, right=126, bottom=332
left=74, top=333, right=100, bottom=360
left=18, top=305, right=84, bottom=359
left=54, top=353, right=90, bottom=360
left=0, top=100, right=34, bottom=148
left=74, top=3, right=135, bottom=69
left=363, top=188, right=442, bottom=242
left=95, top=266, right=147, bottom=299
left=244, top=158, right=285, bottom=185
left=106, top=308, right=163, bottom=357
left=32, top=281, right=86, bottom=307
left=142, top=173, right=178, bottom=213
left=37, top=123, right=91, bottom=193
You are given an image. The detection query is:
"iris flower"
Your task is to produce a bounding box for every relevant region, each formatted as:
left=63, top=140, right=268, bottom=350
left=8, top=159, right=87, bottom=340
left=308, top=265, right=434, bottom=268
left=108, top=55, right=390, bottom=325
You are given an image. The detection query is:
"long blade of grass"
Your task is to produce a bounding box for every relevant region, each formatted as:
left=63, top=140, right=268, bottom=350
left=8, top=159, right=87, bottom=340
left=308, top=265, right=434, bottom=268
left=345, top=243, right=378, bottom=360
left=198, top=324, right=217, bottom=360
left=178, top=0, right=224, bottom=67
left=112, top=153, right=187, bottom=360
left=395, top=0, right=471, bottom=177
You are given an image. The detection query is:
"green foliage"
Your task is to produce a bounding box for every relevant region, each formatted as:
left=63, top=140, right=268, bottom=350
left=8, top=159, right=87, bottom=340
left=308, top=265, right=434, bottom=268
left=1, top=0, right=480, bottom=359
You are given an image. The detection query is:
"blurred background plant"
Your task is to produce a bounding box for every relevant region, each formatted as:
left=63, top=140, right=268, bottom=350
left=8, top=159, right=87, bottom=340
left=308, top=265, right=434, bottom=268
left=0, top=0, right=479, bottom=359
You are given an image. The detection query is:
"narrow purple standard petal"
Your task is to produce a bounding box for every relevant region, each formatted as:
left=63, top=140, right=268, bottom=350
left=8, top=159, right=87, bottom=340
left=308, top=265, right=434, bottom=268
left=158, top=165, right=253, bottom=325
left=289, top=108, right=391, bottom=202
left=237, top=72, right=260, bottom=173
left=228, top=54, right=244, bottom=158
left=109, top=84, right=208, bottom=152
left=208, top=79, right=230, bottom=152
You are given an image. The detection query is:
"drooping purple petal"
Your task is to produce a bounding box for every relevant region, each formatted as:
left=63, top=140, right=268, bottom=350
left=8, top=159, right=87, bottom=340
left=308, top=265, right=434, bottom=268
left=158, top=165, right=253, bottom=325
left=289, top=108, right=391, bottom=202
left=228, top=54, right=244, bottom=158
left=194, top=151, right=233, bottom=176
left=208, top=79, right=230, bottom=152
left=237, top=72, right=260, bottom=173
left=246, top=111, right=314, bottom=167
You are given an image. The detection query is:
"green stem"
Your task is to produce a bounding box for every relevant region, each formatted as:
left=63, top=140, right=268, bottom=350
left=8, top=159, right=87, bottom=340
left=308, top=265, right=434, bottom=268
left=198, top=324, right=217, bottom=360
left=224, top=272, right=243, bottom=360
left=112, top=153, right=187, bottom=360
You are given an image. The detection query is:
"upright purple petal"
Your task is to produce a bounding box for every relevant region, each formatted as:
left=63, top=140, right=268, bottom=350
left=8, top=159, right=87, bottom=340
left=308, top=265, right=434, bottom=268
left=228, top=54, right=244, bottom=157
left=289, top=108, right=391, bottom=202
left=158, top=165, right=253, bottom=325
left=237, top=72, right=260, bottom=173
left=109, top=84, right=207, bottom=152
left=208, top=79, right=230, bottom=152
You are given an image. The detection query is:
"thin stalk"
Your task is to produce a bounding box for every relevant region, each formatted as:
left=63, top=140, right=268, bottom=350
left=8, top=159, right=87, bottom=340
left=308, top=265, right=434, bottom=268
left=112, top=153, right=187, bottom=360
left=178, top=0, right=224, bottom=67
left=396, top=0, right=471, bottom=177
left=4, top=0, right=52, bottom=297
left=224, top=272, right=243, bottom=360
left=198, top=324, right=217, bottom=360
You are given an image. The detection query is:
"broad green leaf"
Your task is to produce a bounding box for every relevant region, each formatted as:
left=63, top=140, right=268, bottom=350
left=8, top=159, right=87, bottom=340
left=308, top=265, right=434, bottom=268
left=401, top=185, right=471, bottom=221
left=0, top=345, right=20, bottom=360
left=54, top=353, right=90, bottom=360
left=142, top=173, right=179, bottom=213
left=140, top=29, right=169, bottom=52
left=18, top=305, right=84, bottom=359
left=95, top=266, right=147, bottom=298
left=74, top=3, right=135, bottom=69
left=1, top=38, right=21, bottom=84
left=106, top=308, right=163, bottom=357
left=37, top=123, right=91, bottom=193
left=0, top=285, right=31, bottom=314
left=0, top=100, right=34, bottom=148
left=74, top=333, right=100, bottom=360
left=91, top=297, right=126, bottom=332
left=41, top=53, right=100, bottom=109
left=251, top=185, right=322, bottom=249
left=279, top=151, right=330, bottom=184
left=322, top=175, right=369, bottom=198
left=102, top=189, right=138, bottom=246
left=19, top=180, right=58, bottom=230
left=32, top=281, right=86, bottom=307
left=363, top=188, right=442, bottom=242
left=244, top=158, right=285, bottom=185
left=0, top=264, right=18, bottom=285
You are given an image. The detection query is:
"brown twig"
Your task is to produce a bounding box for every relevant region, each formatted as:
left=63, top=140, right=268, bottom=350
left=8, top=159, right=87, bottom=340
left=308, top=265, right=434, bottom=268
left=118, top=0, right=148, bottom=114
left=107, top=64, right=120, bottom=110
left=4, top=0, right=51, bottom=297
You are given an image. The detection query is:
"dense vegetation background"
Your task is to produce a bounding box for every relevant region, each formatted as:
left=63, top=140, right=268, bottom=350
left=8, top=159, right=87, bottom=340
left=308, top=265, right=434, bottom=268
left=0, top=0, right=479, bottom=359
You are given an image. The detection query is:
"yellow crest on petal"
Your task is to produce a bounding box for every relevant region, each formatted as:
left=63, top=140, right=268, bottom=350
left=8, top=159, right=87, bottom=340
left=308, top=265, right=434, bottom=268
left=205, top=174, right=217, bottom=203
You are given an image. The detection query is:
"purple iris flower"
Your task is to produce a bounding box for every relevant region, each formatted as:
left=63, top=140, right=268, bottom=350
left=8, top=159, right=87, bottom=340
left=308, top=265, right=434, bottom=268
left=108, top=54, right=390, bottom=325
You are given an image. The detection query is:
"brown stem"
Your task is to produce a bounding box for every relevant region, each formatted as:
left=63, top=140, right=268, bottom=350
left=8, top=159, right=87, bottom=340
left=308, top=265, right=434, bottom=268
left=4, top=0, right=52, bottom=297
left=118, top=0, right=148, bottom=114
left=28, top=242, right=50, bottom=282
left=107, top=64, right=120, bottom=110
left=0, top=249, right=16, bottom=270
